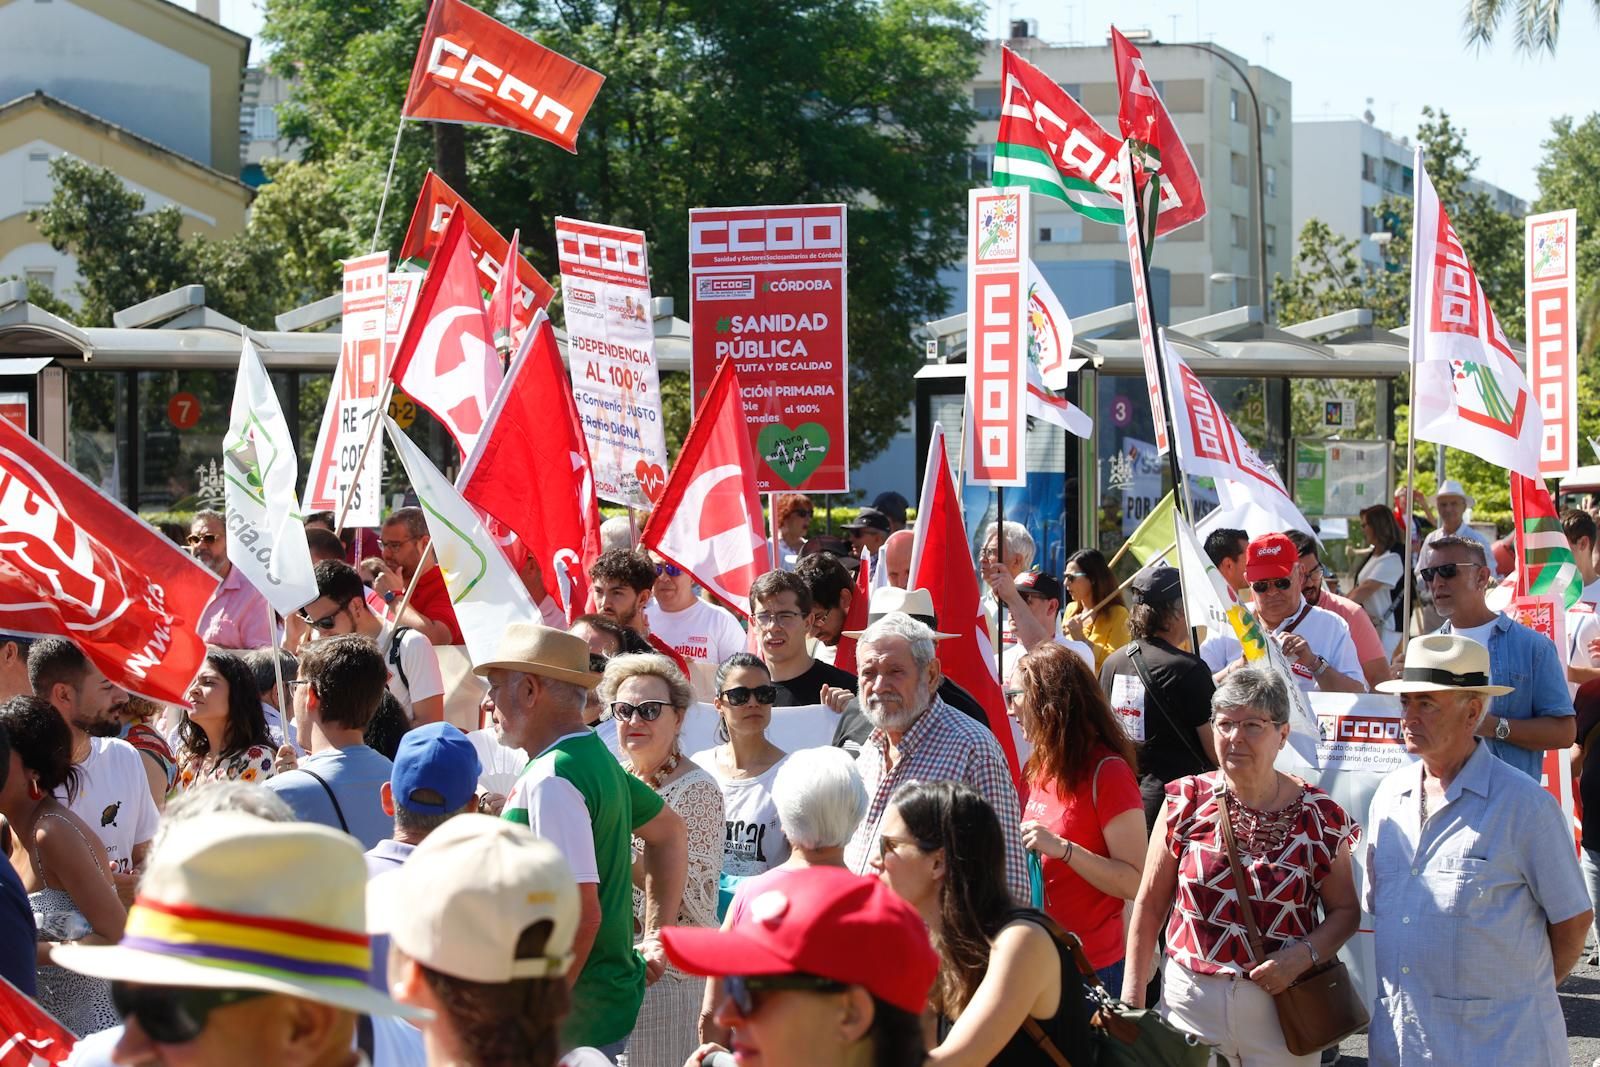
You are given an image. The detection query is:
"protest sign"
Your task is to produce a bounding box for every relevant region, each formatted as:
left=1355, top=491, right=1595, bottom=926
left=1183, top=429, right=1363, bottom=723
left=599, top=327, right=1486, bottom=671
left=688, top=204, right=849, bottom=494
left=555, top=217, right=670, bottom=507
left=1525, top=209, right=1579, bottom=477
left=1308, top=692, right=1413, bottom=776
left=304, top=253, right=388, bottom=525
left=1509, top=593, right=1567, bottom=658
left=1118, top=144, right=1168, bottom=455
left=964, top=188, right=1028, bottom=487
left=1292, top=439, right=1390, bottom=517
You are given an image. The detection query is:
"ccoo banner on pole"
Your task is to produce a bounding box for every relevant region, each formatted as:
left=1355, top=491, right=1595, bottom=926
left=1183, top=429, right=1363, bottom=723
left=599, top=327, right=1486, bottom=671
left=304, top=253, right=388, bottom=526
left=1117, top=143, right=1168, bottom=456
left=964, top=188, right=1029, bottom=487
left=1525, top=209, right=1579, bottom=478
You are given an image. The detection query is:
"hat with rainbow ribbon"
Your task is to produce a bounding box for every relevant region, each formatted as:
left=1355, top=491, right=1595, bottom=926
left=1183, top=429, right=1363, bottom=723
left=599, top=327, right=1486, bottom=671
left=53, top=813, right=425, bottom=1019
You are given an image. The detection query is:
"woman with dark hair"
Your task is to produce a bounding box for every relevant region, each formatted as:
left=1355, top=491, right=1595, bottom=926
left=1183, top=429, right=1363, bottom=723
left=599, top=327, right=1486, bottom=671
left=1011, top=644, right=1147, bottom=990
left=874, top=781, right=1092, bottom=1066
left=1061, top=548, right=1130, bottom=668
left=1354, top=504, right=1406, bottom=655
left=175, top=649, right=276, bottom=791
left=0, top=696, right=124, bottom=1034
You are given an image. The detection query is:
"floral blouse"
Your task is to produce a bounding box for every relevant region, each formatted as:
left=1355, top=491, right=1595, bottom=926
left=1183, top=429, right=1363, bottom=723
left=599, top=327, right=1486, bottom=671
left=631, top=765, right=725, bottom=974
left=177, top=745, right=278, bottom=792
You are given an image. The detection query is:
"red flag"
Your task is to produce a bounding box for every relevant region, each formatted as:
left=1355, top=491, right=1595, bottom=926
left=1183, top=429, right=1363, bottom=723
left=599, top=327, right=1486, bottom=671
left=907, top=423, right=1024, bottom=790
left=486, top=228, right=519, bottom=354
left=403, top=0, right=604, bottom=153
left=459, top=310, right=602, bottom=624
left=1111, top=27, right=1206, bottom=234
left=641, top=358, right=769, bottom=617
left=390, top=208, right=503, bottom=462
left=833, top=548, right=873, bottom=675
left=0, top=974, right=74, bottom=1065
left=0, top=420, right=214, bottom=705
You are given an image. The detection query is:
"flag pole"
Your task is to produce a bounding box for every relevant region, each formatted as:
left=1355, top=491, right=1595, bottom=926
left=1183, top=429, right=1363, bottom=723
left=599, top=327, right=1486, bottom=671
left=995, top=485, right=1006, bottom=683
left=369, top=118, right=408, bottom=254
left=1399, top=147, right=1425, bottom=655
left=333, top=381, right=396, bottom=537
left=265, top=603, right=289, bottom=737
left=766, top=493, right=778, bottom=571
left=389, top=541, right=435, bottom=631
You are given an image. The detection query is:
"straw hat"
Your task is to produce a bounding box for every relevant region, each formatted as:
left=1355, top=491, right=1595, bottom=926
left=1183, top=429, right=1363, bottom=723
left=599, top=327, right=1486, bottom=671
left=1431, top=479, right=1475, bottom=508
left=52, top=814, right=426, bottom=1019
left=1374, top=633, right=1512, bottom=696
left=471, top=622, right=603, bottom=688
left=841, top=587, right=958, bottom=640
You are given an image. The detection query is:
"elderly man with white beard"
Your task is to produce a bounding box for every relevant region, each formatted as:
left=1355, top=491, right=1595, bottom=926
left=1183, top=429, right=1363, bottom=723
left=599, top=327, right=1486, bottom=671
left=841, top=612, right=1029, bottom=900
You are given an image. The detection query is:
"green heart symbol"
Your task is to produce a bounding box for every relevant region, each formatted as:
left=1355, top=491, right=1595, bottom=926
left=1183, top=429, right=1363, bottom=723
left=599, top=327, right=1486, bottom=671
left=757, top=422, right=830, bottom=487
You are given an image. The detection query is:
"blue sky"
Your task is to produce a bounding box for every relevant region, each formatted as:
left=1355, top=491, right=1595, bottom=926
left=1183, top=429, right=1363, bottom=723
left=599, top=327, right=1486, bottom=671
left=214, top=0, right=1598, bottom=202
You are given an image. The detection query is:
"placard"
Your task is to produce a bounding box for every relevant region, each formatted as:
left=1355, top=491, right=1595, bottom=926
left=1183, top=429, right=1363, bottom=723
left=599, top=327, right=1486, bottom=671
left=1308, top=692, right=1415, bottom=775
left=1292, top=439, right=1390, bottom=518
left=964, top=188, right=1028, bottom=486
left=303, top=253, right=388, bottom=525
left=1526, top=209, right=1579, bottom=478
left=1509, top=593, right=1566, bottom=662
left=1109, top=674, right=1146, bottom=742
left=1322, top=397, right=1357, bottom=431
left=688, top=204, right=849, bottom=494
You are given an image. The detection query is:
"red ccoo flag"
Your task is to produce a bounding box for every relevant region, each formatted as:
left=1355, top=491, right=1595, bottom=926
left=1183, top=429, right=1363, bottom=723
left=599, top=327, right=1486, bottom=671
left=0, top=973, right=75, bottom=1065
left=403, top=0, right=605, bottom=154
left=0, top=419, right=215, bottom=705
left=907, top=422, right=1024, bottom=790
left=1111, top=27, right=1206, bottom=234
left=642, top=358, right=769, bottom=617
left=486, top=228, right=519, bottom=355
left=458, top=309, right=602, bottom=624
left=400, top=171, right=556, bottom=319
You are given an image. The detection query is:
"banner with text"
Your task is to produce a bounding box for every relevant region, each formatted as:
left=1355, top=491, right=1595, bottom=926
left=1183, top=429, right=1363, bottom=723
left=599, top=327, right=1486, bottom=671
left=688, top=204, right=849, bottom=494
left=1118, top=144, right=1169, bottom=455
left=1526, top=209, right=1579, bottom=478
left=304, top=253, right=387, bottom=525
left=556, top=217, right=670, bottom=508
left=964, top=188, right=1029, bottom=486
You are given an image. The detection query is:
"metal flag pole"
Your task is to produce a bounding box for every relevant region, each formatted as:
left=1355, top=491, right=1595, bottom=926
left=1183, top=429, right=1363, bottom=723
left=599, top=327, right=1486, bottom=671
left=333, top=380, right=396, bottom=537
left=1399, top=147, right=1425, bottom=655
left=369, top=118, right=408, bottom=254
left=766, top=493, right=778, bottom=571
left=995, top=485, right=1006, bottom=683
left=264, top=601, right=289, bottom=734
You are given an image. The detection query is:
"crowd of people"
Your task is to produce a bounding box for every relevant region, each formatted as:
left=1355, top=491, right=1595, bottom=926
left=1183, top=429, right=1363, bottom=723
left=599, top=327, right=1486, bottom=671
left=0, top=486, right=1592, bottom=1067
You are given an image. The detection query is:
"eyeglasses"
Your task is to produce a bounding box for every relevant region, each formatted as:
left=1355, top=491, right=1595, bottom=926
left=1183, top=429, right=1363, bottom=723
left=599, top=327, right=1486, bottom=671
left=1250, top=578, right=1295, bottom=593
left=111, top=982, right=268, bottom=1044
left=725, top=974, right=849, bottom=1017
left=1420, top=563, right=1479, bottom=583
left=185, top=534, right=218, bottom=547
left=607, top=700, right=670, bottom=722
left=752, top=610, right=803, bottom=628
left=378, top=538, right=413, bottom=552
left=790, top=510, right=813, bottom=519
left=1211, top=717, right=1278, bottom=739
left=296, top=605, right=347, bottom=631
left=1064, top=571, right=1088, bottom=582
left=1003, top=687, right=1024, bottom=705
left=654, top=562, right=684, bottom=578
left=879, top=834, right=924, bottom=858
left=719, top=684, right=777, bottom=706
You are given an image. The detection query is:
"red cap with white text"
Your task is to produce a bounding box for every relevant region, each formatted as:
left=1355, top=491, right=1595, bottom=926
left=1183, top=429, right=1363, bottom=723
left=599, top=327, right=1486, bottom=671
left=1244, top=532, right=1298, bottom=582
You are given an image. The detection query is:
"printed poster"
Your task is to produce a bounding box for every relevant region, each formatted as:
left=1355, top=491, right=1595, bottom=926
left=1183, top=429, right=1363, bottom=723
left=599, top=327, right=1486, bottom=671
left=1109, top=674, right=1146, bottom=742
left=1308, top=693, right=1415, bottom=776
left=304, top=252, right=388, bottom=526
left=1525, top=209, right=1579, bottom=478
left=964, top=188, right=1028, bottom=487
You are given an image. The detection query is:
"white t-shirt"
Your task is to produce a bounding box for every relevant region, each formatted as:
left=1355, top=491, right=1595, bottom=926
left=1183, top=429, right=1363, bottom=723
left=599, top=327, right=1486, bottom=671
left=1581, top=578, right=1600, bottom=606
left=1002, top=632, right=1095, bottom=678
left=377, top=619, right=444, bottom=717
left=1450, top=618, right=1498, bottom=649
left=1565, top=602, right=1600, bottom=695
left=690, top=749, right=792, bottom=877
left=650, top=598, right=747, bottom=665
left=1200, top=600, right=1363, bottom=692
left=1357, top=550, right=1405, bottom=634
left=1419, top=524, right=1499, bottom=578
left=58, top=736, right=161, bottom=875
left=503, top=731, right=599, bottom=884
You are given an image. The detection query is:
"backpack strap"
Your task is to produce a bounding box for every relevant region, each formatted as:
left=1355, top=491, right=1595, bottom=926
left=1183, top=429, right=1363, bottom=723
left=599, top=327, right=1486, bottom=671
left=1128, top=642, right=1211, bottom=768
left=297, top=767, right=350, bottom=834
left=386, top=627, right=411, bottom=693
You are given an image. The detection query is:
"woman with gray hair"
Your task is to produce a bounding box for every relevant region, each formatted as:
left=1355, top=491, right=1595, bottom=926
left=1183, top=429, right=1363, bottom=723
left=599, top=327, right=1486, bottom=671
left=1122, top=666, right=1361, bottom=1065
left=596, top=653, right=722, bottom=1067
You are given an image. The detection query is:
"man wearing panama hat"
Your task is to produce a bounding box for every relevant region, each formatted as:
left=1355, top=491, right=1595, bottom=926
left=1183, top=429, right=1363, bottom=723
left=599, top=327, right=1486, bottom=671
left=1363, top=635, right=1590, bottom=1067
left=1417, top=479, right=1498, bottom=580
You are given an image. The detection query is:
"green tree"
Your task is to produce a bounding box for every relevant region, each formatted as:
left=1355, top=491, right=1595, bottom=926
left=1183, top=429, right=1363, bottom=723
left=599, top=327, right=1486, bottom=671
left=1463, top=0, right=1600, bottom=54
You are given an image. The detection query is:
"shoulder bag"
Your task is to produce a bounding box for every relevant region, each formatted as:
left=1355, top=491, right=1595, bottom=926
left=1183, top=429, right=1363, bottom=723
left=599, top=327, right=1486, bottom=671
left=1216, top=782, right=1368, bottom=1055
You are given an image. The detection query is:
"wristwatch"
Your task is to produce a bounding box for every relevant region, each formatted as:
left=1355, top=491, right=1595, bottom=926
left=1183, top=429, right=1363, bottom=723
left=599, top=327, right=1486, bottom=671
left=1312, top=655, right=1329, bottom=678
left=1495, top=716, right=1511, bottom=741
left=382, top=588, right=396, bottom=604
left=1299, top=937, right=1320, bottom=965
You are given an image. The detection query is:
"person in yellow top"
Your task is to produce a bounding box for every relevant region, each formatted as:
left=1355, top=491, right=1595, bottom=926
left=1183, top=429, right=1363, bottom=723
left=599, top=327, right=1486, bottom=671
left=1062, top=548, right=1131, bottom=668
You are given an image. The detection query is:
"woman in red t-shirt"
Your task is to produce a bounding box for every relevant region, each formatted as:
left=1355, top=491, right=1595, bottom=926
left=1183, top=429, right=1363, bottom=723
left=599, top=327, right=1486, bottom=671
left=1010, top=642, right=1147, bottom=989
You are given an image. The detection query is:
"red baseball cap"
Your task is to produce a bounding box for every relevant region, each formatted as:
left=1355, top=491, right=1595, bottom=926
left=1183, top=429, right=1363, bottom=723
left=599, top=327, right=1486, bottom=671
left=1244, top=532, right=1298, bottom=581
left=659, top=867, right=938, bottom=1015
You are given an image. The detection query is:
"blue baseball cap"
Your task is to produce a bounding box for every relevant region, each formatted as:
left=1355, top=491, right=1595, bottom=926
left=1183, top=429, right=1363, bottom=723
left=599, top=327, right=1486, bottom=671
left=390, top=723, right=481, bottom=815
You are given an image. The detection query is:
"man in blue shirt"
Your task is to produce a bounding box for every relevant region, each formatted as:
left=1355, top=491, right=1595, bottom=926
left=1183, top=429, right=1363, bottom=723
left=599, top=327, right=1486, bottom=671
left=1424, top=535, right=1574, bottom=779
left=267, top=635, right=395, bottom=848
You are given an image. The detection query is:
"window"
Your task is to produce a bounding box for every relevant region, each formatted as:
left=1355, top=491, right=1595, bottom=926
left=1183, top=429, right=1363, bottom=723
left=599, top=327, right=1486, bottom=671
left=1230, top=90, right=1242, bottom=123
left=1230, top=152, right=1248, bottom=186
left=1265, top=164, right=1277, bottom=199
left=1362, top=206, right=1379, bottom=234
left=252, top=104, right=279, bottom=141
left=1361, top=154, right=1378, bottom=183
left=972, top=88, right=1001, bottom=120
left=967, top=143, right=995, bottom=180
left=1038, top=227, right=1053, bottom=243
left=1231, top=214, right=1248, bottom=249
left=1264, top=104, right=1279, bottom=133
left=1265, top=224, right=1278, bottom=258
left=23, top=152, right=51, bottom=206
left=23, top=268, right=53, bottom=294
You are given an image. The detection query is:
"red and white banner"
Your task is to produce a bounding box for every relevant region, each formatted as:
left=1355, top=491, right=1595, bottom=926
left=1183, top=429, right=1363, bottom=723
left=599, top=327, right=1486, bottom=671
left=402, top=0, right=604, bottom=153
left=400, top=170, right=555, bottom=345
left=1525, top=209, right=1579, bottom=478
left=1119, top=143, right=1169, bottom=455
left=1411, top=150, right=1542, bottom=477
left=390, top=209, right=503, bottom=462
left=0, top=418, right=215, bottom=704
left=641, top=358, right=769, bottom=616
left=688, top=204, right=849, bottom=495
left=487, top=228, right=519, bottom=352
left=1111, top=27, right=1206, bottom=234
left=556, top=217, right=670, bottom=508
left=304, top=253, right=388, bottom=526
left=964, top=188, right=1028, bottom=486
left=0, top=974, right=75, bottom=1065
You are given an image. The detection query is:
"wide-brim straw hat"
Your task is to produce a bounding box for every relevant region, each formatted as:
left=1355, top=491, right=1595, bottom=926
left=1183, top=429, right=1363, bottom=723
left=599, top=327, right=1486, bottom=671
left=471, top=622, right=603, bottom=688
left=1431, top=479, right=1475, bottom=508
left=841, top=587, right=958, bottom=640
left=1375, top=633, right=1512, bottom=696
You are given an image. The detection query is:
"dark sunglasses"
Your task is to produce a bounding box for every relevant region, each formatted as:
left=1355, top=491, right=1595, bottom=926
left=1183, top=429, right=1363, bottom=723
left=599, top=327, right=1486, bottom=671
left=1420, top=563, right=1479, bottom=583
left=111, top=982, right=268, bottom=1044
left=654, top=562, right=684, bottom=578
left=725, top=973, right=848, bottom=1016
left=1064, top=570, right=1088, bottom=581
left=719, top=684, right=777, bottom=706
left=296, top=605, right=347, bottom=631
left=608, top=700, right=670, bottom=722
left=185, top=534, right=218, bottom=546
left=790, top=509, right=813, bottom=519
left=1250, top=578, right=1294, bottom=593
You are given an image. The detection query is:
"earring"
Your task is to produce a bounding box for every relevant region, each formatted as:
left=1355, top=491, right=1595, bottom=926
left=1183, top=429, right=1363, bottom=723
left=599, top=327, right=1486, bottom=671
left=27, top=781, right=42, bottom=801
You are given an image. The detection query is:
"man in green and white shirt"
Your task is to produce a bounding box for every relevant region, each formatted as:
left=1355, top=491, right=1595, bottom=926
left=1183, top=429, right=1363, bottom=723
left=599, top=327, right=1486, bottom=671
left=478, top=624, right=687, bottom=1057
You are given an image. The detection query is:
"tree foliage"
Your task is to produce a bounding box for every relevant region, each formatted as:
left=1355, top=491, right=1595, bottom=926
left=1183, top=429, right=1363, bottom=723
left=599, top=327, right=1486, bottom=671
left=1462, top=0, right=1600, bottom=55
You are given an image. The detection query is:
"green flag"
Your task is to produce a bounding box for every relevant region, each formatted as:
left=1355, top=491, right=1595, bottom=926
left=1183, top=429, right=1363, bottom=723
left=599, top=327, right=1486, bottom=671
left=1124, top=492, right=1177, bottom=566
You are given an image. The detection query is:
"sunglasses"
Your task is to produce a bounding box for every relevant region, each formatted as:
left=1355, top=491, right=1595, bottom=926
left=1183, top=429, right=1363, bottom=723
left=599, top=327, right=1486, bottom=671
left=296, top=605, right=347, bottom=631
left=879, top=833, right=924, bottom=858
left=185, top=534, right=218, bottom=546
left=1420, top=563, right=1479, bottom=583
left=719, top=684, right=777, bottom=706
left=111, top=982, right=268, bottom=1044
left=1250, top=578, right=1295, bottom=593
left=725, top=973, right=849, bottom=1017
left=608, top=700, right=670, bottom=722
left=1064, top=571, right=1088, bottom=581
left=654, top=562, right=684, bottom=578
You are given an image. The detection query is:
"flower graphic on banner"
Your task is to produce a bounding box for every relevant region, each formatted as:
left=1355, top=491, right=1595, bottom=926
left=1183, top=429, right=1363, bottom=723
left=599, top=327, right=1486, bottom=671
left=978, top=198, right=1020, bottom=260
left=1531, top=223, right=1568, bottom=281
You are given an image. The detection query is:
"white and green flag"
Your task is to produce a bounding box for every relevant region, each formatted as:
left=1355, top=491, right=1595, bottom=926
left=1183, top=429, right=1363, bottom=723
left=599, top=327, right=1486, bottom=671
left=223, top=338, right=317, bottom=617
left=384, top=417, right=539, bottom=664
left=996, top=48, right=1122, bottom=225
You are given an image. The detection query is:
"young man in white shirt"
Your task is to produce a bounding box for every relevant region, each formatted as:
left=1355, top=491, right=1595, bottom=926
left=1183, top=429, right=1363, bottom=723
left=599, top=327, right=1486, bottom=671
left=644, top=550, right=746, bottom=666
left=982, top=569, right=1095, bottom=676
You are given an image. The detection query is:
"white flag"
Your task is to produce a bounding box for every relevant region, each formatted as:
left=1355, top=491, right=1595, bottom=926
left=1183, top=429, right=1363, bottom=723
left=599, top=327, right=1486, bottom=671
left=1026, top=260, right=1076, bottom=389
left=1197, top=476, right=1315, bottom=541
left=384, top=418, right=540, bottom=664
left=223, top=338, right=317, bottom=617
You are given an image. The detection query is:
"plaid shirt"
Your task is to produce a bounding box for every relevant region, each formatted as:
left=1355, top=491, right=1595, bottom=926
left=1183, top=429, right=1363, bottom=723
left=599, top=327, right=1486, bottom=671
left=845, top=696, right=1029, bottom=901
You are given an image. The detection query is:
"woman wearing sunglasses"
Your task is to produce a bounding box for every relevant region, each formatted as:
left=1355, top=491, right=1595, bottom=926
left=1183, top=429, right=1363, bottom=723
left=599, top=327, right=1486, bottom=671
left=773, top=493, right=815, bottom=572
left=0, top=696, right=125, bottom=1035
left=691, top=654, right=793, bottom=894
left=175, top=649, right=277, bottom=792
left=1061, top=549, right=1130, bottom=670
left=596, top=653, right=724, bottom=1067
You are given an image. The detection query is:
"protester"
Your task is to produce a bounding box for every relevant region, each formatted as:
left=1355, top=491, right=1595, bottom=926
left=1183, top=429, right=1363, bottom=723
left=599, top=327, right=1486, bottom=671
left=842, top=613, right=1028, bottom=900
left=0, top=697, right=123, bottom=1034
left=1060, top=548, right=1131, bottom=669
left=0, top=632, right=33, bottom=700
left=1203, top=527, right=1251, bottom=593
left=244, top=646, right=297, bottom=748
left=875, top=780, right=1092, bottom=1065
left=1420, top=535, right=1574, bottom=779
left=1123, top=667, right=1361, bottom=1067
left=664, top=866, right=938, bottom=1067
left=794, top=551, right=855, bottom=663
left=984, top=567, right=1094, bottom=676
left=569, top=614, right=654, bottom=726
left=881, top=529, right=913, bottom=589
left=598, top=653, right=722, bottom=1067
left=1367, top=635, right=1591, bottom=1066
left=1573, top=681, right=1600, bottom=964
left=871, top=491, right=910, bottom=533
left=600, top=514, right=634, bottom=553
left=1285, top=530, right=1393, bottom=690
left=981, top=519, right=1035, bottom=577
left=773, top=494, right=814, bottom=572
left=370, top=506, right=464, bottom=646
left=589, top=549, right=691, bottom=675
left=645, top=551, right=746, bottom=667
left=1350, top=505, right=1407, bottom=655
left=1011, top=643, right=1147, bottom=989
left=1098, top=566, right=1217, bottom=828
left=1567, top=508, right=1600, bottom=603
left=692, top=654, right=792, bottom=884
left=304, top=560, right=445, bottom=725
left=367, top=723, right=482, bottom=877
left=266, top=635, right=395, bottom=848
left=1420, top=480, right=1498, bottom=579
left=115, top=693, right=177, bottom=807
left=0, top=720, right=41, bottom=1000
left=841, top=507, right=891, bottom=556
left=28, top=639, right=158, bottom=890
left=189, top=510, right=272, bottom=650
left=175, top=648, right=276, bottom=791
left=749, top=570, right=856, bottom=714
left=480, top=623, right=687, bottom=1058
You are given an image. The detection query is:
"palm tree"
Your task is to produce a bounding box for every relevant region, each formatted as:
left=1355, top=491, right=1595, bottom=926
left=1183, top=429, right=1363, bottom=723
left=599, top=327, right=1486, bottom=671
left=1463, top=0, right=1600, bottom=54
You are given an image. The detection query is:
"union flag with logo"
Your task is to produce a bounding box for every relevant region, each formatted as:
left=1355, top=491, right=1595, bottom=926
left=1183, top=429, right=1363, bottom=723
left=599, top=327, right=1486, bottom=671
left=1111, top=27, right=1206, bottom=234
left=0, top=974, right=75, bottom=1065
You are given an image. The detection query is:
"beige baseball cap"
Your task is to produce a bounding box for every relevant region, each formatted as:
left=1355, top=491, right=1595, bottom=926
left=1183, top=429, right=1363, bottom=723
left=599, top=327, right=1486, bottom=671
left=367, top=814, right=579, bottom=983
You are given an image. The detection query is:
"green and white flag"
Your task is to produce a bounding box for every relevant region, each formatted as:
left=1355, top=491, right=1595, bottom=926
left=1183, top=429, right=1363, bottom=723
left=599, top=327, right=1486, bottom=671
left=223, top=337, right=317, bottom=617
left=995, top=47, right=1123, bottom=225
left=384, top=417, right=539, bottom=664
